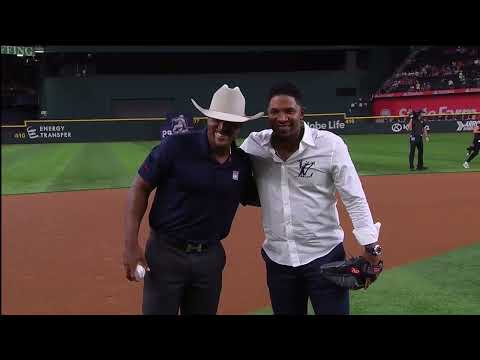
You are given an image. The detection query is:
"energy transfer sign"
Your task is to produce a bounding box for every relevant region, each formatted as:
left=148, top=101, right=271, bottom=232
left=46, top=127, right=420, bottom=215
left=26, top=125, right=72, bottom=140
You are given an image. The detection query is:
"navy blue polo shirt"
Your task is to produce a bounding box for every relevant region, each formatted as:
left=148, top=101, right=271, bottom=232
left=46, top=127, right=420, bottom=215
left=138, top=128, right=257, bottom=246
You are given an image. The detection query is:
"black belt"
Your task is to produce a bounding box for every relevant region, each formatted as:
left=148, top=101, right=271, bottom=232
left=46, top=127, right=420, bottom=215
left=173, top=241, right=209, bottom=253
left=166, top=240, right=208, bottom=254
left=151, top=229, right=212, bottom=253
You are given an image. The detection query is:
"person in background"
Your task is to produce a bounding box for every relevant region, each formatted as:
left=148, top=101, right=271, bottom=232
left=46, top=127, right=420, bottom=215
left=407, top=110, right=429, bottom=171
left=463, top=122, right=480, bottom=169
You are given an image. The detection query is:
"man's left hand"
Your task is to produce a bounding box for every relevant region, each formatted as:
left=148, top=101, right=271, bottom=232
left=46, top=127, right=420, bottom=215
left=361, top=252, right=384, bottom=288
left=320, top=256, right=384, bottom=290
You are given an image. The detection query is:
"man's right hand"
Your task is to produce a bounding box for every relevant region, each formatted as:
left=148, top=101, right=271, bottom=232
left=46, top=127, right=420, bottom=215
left=123, top=244, right=148, bottom=282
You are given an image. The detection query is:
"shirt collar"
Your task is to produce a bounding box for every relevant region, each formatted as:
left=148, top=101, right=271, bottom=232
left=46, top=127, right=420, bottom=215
left=302, top=122, right=316, bottom=147
left=260, top=121, right=316, bottom=148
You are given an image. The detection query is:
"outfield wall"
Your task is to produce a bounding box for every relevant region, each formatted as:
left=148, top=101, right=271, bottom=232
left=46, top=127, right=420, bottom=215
left=2, top=113, right=479, bottom=145
left=2, top=119, right=167, bottom=144
left=304, top=113, right=479, bottom=136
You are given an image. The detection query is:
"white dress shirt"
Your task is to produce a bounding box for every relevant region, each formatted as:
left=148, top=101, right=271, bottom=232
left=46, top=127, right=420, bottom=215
left=240, top=123, right=381, bottom=267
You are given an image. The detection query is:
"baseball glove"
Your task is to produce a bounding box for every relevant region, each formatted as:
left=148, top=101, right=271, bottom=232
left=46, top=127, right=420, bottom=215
left=320, top=257, right=383, bottom=290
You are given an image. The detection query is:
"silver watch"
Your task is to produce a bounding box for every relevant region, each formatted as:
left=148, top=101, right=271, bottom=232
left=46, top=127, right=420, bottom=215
left=365, top=243, right=382, bottom=256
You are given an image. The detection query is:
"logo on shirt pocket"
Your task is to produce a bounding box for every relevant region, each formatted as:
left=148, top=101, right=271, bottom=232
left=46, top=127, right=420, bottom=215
left=297, top=160, right=315, bottom=178
left=232, top=170, right=239, bottom=181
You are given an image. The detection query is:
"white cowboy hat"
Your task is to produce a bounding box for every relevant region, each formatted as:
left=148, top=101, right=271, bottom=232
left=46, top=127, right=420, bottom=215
left=191, top=84, right=264, bottom=123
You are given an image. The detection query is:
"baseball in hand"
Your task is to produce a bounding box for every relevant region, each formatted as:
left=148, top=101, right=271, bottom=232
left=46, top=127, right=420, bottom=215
left=134, top=264, right=146, bottom=281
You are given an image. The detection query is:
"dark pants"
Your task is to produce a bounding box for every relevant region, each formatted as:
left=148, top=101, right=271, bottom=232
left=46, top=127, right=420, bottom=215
left=142, top=231, right=226, bottom=315
left=261, top=243, right=349, bottom=315
left=409, top=137, right=424, bottom=169
left=466, top=142, right=479, bottom=163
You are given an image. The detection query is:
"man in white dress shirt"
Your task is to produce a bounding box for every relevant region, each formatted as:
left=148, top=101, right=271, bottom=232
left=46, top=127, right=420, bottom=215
left=240, top=82, right=382, bottom=315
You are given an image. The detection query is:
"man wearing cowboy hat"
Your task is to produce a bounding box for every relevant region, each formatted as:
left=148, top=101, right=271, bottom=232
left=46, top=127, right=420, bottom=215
left=123, top=84, right=262, bottom=315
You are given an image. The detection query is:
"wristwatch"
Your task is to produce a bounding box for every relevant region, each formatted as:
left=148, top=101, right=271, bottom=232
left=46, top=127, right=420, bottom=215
left=365, top=243, right=383, bottom=256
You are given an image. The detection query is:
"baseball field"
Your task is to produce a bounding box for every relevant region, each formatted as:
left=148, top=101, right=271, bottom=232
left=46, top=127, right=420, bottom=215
left=2, top=132, right=479, bottom=314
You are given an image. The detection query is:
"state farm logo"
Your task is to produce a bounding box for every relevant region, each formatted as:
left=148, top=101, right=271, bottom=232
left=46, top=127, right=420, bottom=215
left=392, top=123, right=403, bottom=133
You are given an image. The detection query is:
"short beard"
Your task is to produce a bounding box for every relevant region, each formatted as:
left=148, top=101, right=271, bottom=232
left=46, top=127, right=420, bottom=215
left=272, top=123, right=304, bottom=144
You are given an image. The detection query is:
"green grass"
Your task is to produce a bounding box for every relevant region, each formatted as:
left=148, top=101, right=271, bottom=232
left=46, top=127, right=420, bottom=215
left=1, top=141, right=158, bottom=195
left=343, top=133, right=477, bottom=175
left=2, top=134, right=478, bottom=315
left=249, top=242, right=480, bottom=315
left=1, top=133, right=478, bottom=195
